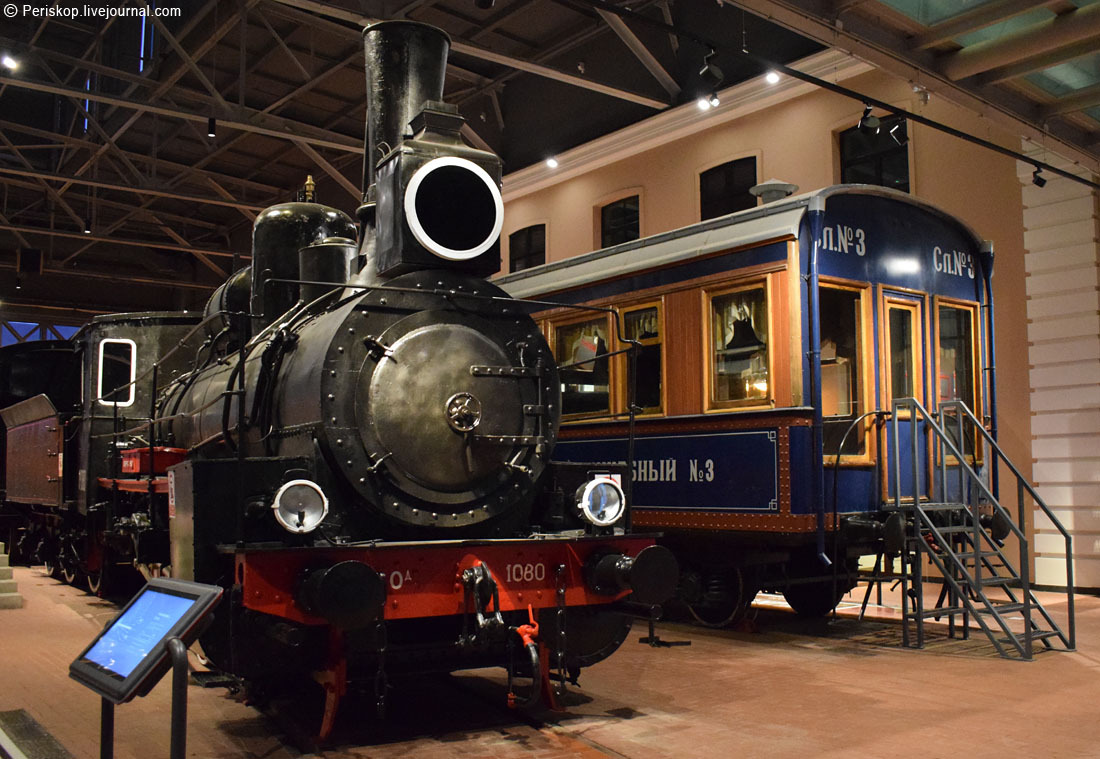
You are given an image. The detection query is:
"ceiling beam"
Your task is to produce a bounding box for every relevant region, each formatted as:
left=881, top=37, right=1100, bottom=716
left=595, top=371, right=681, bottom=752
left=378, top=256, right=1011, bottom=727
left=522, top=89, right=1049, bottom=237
left=292, top=140, right=360, bottom=201
left=938, top=2, right=1100, bottom=81
left=266, top=0, right=670, bottom=109
left=0, top=74, right=362, bottom=153
left=908, top=0, right=1064, bottom=51
left=0, top=221, right=238, bottom=260
left=0, top=165, right=268, bottom=211
left=1040, top=82, right=1100, bottom=120
left=596, top=8, right=681, bottom=97
left=971, top=37, right=1100, bottom=85
left=721, top=0, right=1099, bottom=175
left=0, top=118, right=282, bottom=196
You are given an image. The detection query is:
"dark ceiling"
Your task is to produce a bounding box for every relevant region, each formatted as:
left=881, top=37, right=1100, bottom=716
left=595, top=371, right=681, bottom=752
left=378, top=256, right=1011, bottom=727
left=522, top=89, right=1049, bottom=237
left=0, top=0, right=1096, bottom=324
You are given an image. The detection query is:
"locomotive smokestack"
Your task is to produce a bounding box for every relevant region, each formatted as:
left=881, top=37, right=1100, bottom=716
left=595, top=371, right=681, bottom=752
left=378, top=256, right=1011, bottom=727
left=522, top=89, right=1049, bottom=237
left=361, top=21, right=451, bottom=199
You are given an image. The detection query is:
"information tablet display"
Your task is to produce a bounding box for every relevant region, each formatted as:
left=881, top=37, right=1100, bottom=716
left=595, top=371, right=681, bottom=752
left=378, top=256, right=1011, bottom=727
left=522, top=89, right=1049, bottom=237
left=69, top=578, right=222, bottom=704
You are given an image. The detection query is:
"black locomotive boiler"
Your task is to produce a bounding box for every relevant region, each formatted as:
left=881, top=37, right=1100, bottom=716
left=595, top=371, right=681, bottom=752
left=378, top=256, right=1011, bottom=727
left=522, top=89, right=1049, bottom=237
left=0, top=20, right=677, bottom=737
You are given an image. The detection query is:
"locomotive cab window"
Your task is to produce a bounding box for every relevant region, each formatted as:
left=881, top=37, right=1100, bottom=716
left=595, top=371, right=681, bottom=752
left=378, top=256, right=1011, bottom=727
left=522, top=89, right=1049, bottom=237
left=937, top=301, right=979, bottom=458
left=820, top=286, right=867, bottom=457
left=709, top=284, right=770, bottom=408
left=620, top=304, right=663, bottom=414
left=97, top=338, right=136, bottom=407
left=555, top=316, right=612, bottom=417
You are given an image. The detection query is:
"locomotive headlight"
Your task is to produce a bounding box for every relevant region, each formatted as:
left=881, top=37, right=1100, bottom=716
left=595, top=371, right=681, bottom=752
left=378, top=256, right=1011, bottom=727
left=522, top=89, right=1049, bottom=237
left=404, top=156, right=504, bottom=261
left=575, top=475, right=626, bottom=527
left=272, top=479, right=329, bottom=534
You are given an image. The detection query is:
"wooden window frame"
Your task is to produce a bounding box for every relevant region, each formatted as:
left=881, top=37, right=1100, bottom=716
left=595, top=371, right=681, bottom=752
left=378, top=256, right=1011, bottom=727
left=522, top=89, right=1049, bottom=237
left=703, top=277, right=775, bottom=413
left=548, top=312, right=617, bottom=421
left=934, top=297, right=983, bottom=466
left=881, top=294, right=925, bottom=419
left=615, top=300, right=665, bottom=417
left=820, top=278, right=875, bottom=466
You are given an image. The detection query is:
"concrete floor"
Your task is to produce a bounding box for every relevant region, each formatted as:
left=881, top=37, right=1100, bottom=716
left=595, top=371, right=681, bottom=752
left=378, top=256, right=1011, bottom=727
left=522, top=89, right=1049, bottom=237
left=1, top=564, right=1096, bottom=759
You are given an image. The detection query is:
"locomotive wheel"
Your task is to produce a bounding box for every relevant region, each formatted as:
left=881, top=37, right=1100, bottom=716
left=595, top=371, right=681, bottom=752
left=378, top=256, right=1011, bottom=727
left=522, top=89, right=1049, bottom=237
left=61, top=564, right=79, bottom=586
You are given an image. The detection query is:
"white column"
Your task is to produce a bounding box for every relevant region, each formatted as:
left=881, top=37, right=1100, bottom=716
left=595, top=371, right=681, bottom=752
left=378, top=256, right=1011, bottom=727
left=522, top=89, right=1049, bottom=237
left=1018, top=148, right=1100, bottom=589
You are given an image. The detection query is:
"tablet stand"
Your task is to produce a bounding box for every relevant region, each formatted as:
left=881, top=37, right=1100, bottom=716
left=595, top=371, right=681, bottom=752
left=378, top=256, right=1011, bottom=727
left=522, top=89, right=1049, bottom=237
left=98, top=637, right=190, bottom=759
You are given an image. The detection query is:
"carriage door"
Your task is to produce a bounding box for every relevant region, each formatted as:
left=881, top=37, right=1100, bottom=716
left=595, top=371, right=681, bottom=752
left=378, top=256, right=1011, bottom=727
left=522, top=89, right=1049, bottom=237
left=882, top=295, right=928, bottom=503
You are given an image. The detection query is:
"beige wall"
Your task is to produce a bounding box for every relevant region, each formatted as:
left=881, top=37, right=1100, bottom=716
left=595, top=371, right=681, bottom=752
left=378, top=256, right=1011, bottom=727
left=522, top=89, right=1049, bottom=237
left=502, top=67, right=1039, bottom=559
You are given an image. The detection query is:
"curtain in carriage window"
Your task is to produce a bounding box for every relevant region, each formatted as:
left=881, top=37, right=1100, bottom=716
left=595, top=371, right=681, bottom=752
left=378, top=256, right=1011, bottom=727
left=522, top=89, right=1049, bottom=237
left=711, top=286, right=768, bottom=404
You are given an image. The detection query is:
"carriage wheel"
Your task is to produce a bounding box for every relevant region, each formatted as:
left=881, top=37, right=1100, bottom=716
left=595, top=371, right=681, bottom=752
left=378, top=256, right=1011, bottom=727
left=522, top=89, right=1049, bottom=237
left=687, top=567, right=756, bottom=628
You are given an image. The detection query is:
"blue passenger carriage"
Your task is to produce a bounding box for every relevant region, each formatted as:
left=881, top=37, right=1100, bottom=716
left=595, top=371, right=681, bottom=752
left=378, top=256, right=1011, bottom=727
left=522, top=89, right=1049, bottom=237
left=498, top=185, right=993, bottom=621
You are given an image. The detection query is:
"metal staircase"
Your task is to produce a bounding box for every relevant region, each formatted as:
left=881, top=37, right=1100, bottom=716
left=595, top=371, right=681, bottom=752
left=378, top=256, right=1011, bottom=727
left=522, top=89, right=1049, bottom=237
left=889, top=398, right=1075, bottom=660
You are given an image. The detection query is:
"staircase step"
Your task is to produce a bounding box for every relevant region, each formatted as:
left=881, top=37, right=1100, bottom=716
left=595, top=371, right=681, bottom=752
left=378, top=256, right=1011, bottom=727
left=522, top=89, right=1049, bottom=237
left=977, top=602, right=1025, bottom=615
left=935, top=525, right=985, bottom=535
left=918, top=502, right=972, bottom=512
left=0, top=553, right=9, bottom=568
left=978, top=576, right=1016, bottom=587
left=0, top=579, right=16, bottom=594
left=913, top=605, right=967, bottom=619
left=0, top=592, right=23, bottom=610
left=0, top=566, right=11, bottom=581
left=997, top=630, right=1062, bottom=645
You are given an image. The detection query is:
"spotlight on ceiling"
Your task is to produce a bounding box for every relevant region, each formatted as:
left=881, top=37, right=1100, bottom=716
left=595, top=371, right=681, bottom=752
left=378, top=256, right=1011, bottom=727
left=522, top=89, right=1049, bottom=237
left=474, top=0, right=495, bottom=8
left=858, top=104, right=880, bottom=134
left=1032, top=166, right=1046, bottom=188
left=765, top=71, right=780, bottom=85
left=708, top=92, right=720, bottom=108
left=545, top=157, right=559, bottom=169
left=699, top=49, right=723, bottom=88
left=696, top=96, right=712, bottom=111
left=1, top=55, right=18, bottom=72
left=207, top=116, right=216, bottom=138
left=83, top=220, right=92, bottom=235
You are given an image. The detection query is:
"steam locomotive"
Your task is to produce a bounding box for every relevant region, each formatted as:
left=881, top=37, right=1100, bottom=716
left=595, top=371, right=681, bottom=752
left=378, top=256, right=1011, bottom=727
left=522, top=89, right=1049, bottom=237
left=0, top=20, right=677, bottom=736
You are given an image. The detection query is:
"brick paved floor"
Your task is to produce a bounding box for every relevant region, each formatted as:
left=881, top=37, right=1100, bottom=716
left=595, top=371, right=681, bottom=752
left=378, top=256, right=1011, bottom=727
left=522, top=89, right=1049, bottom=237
left=1, top=565, right=1097, bottom=758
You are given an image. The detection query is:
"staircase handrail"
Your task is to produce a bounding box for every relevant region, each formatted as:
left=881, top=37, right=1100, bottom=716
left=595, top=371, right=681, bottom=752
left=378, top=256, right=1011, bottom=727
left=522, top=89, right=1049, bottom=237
left=892, top=398, right=1026, bottom=545
left=893, top=396, right=1035, bottom=658
left=939, top=399, right=1075, bottom=649
left=893, top=397, right=1075, bottom=656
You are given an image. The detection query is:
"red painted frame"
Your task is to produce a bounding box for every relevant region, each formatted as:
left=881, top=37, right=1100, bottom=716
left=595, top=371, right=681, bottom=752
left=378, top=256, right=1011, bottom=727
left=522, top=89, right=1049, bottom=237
left=237, top=535, right=657, bottom=623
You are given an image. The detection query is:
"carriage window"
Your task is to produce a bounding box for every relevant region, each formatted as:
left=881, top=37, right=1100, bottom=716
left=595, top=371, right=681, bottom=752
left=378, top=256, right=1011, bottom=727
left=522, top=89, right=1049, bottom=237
left=600, top=196, right=639, bottom=248
left=821, top=287, right=864, bottom=456
left=508, top=224, right=545, bottom=273
left=622, top=305, right=662, bottom=413
left=887, top=304, right=918, bottom=401
left=710, top=286, right=769, bottom=405
left=98, top=338, right=136, bottom=407
left=938, top=303, right=977, bottom=456
left=556, top=317, right=611, bottom=416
